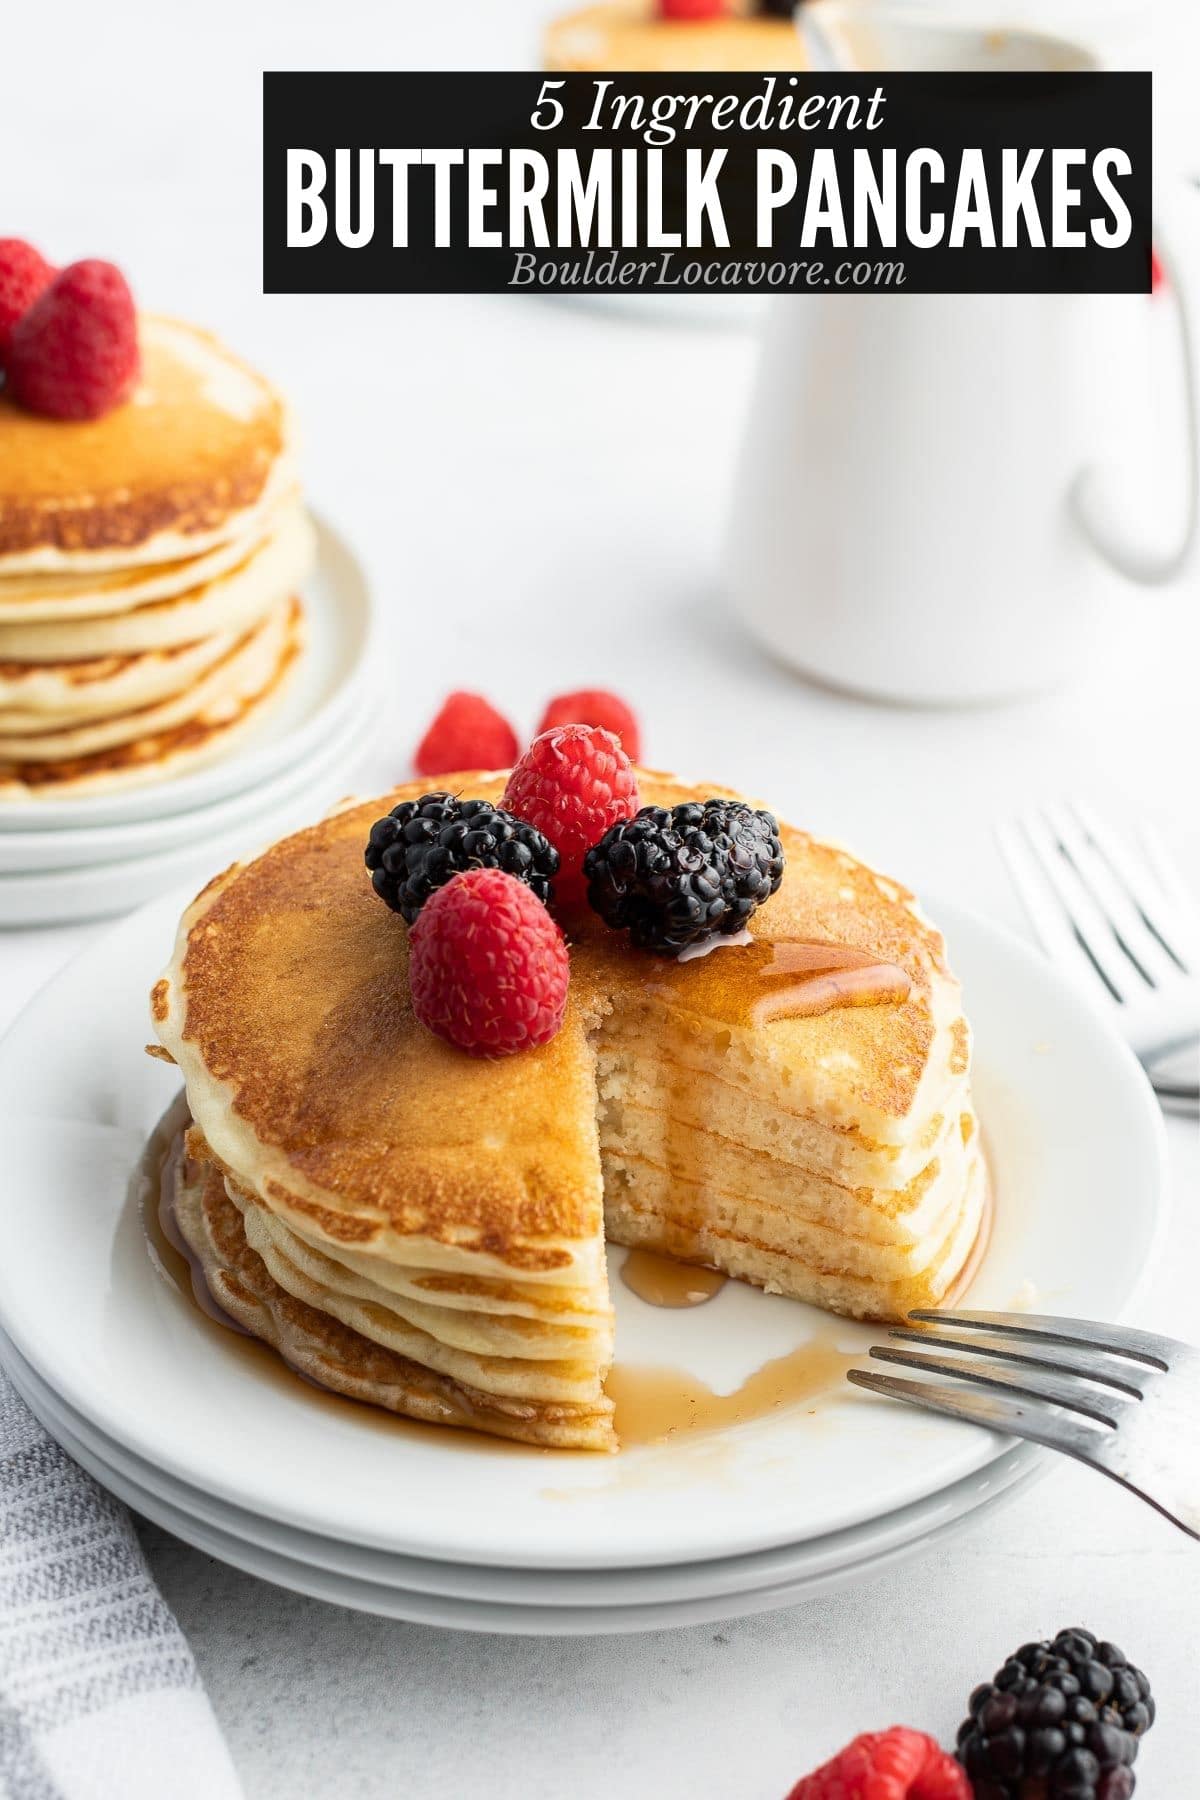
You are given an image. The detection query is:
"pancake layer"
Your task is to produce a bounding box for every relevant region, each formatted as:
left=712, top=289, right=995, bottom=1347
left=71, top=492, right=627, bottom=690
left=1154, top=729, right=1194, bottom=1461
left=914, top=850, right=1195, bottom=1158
left=152, top=772, right=981, bottom=1451
left=0, top=598, right=304, bottom=799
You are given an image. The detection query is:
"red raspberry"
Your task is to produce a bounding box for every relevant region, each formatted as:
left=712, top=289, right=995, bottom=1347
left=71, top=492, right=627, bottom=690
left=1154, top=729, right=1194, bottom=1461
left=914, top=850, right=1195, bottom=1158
left=660, top=0, right=725, bottom=17
left=408, top=867, right=569, bottom=1058
left=785, top=1728, right=970, bottom=1800
left=7, top=259, right=139, bottom=421
left=503, top=724, right=639, bottom=907
left=0, top=239, right=55, bottom=362
left=536, top=688, right=642, bottom=761
left=414, top=691, right=519, bottom=778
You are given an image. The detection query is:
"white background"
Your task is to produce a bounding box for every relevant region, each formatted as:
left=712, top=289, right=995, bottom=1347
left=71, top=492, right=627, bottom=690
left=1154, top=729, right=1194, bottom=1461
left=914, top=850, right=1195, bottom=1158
left=3, top=3, right=1199, bottom=1795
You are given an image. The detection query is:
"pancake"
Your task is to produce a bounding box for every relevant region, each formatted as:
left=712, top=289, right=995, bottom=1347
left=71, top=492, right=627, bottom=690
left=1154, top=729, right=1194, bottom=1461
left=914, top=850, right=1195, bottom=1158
left=0, top=598, right=303, bottom=800
left=151, top=772, right=980, bottom=1451
left=0, top=316, right=294, bottom=572
left=0, top=496, right=308, bottom=630
left=174, top=1153, right=615, bottom=1449
left=0, top=627, right=246, bottom=724
left=0, top=508, right=314, bottom=659
left=0, top=598, right=295, bottom=760
left=545, top=0, right=808, bottom=70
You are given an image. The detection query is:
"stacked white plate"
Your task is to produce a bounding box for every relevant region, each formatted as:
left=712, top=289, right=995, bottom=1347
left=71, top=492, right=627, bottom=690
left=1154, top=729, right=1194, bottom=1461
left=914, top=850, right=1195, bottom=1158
left=0, top=896, right=1168, bottom=1634
left=0, top=518, right=377, bottom=927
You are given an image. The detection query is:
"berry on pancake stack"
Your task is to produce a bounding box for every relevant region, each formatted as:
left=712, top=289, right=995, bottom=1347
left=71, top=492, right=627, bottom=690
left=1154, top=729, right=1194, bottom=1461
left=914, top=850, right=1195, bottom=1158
left=0, top=238, right=313, bottom=801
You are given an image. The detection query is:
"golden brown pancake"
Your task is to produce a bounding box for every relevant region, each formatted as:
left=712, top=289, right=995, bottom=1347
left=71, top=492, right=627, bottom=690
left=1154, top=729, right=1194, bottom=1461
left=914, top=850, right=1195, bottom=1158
left=152, top=772, right=980, bottom=1451
left=0, top=316, right=293, bottom=569
left=0, top=502, right=310, bottom=636
left=545, top=0, right=808, bottom=71
left=0, top=630, right=245, bottom=724
left=175, top=1152, right=613, bottom=1449
left=0, top=598, right=303, bottom=799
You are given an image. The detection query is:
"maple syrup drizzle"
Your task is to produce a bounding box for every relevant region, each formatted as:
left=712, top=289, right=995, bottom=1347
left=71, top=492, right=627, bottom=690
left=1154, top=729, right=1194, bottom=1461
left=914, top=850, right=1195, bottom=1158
left=640, top=936, right=913, bottom=1028
left=608, top=1336, right=856, bottom=1447
left=620, top=1247, right=727, bottom=1308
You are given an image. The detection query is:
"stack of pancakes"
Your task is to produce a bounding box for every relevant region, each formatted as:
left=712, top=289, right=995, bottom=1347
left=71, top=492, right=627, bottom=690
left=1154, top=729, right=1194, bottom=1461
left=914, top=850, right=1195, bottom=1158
left=152, top=771, right=983, bottom=1452
left=0, top=316, right=312, bottom=800
left=545, top=0, right=809, bottom=71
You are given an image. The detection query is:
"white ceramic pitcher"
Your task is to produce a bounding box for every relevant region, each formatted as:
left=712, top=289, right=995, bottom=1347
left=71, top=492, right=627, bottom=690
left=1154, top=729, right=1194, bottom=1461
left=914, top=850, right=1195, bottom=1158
left=724, top=1, right=1198, bottom=704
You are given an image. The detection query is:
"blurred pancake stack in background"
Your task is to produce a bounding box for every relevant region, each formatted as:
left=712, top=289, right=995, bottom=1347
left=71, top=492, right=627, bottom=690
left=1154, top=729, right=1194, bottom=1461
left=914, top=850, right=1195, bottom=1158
left=0, top=307, right=375, bottom=926
left=544, top=0, right=808, bottom=72
left=0, top=316, right=312, bottom=800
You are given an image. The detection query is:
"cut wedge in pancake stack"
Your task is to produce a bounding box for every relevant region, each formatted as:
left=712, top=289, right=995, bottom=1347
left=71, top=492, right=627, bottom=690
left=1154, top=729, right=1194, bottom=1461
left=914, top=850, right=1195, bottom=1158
left=151, top=771, right=983, bottom=1454
left=0, top=315, right=313, bottom=801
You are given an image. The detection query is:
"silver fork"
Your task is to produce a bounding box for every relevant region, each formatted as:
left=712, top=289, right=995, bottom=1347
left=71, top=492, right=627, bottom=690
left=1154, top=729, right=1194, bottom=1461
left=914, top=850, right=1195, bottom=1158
left=997, top=802, right=1200, bottom=1111
left=849, top=1309, right=1200, bottom=1539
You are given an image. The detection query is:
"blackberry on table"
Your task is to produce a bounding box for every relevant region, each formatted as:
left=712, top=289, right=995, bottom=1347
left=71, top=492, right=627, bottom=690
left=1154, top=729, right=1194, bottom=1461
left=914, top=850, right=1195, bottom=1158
left=584, top=798, right=784, bottom=955
left=956, top=1628, right=1155, bottom=1800
left=365, top=792, right=559, bottom=924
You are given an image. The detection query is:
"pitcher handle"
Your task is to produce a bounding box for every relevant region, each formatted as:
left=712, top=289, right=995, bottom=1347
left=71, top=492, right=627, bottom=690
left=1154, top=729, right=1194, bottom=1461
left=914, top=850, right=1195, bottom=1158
left=1071, top=196, right=1200, bottom=587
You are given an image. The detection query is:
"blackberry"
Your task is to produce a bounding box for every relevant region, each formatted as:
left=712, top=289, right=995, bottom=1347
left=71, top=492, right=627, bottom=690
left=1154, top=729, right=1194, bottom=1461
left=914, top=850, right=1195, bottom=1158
left=584, top=799, right=784, bottom=955
left=365, top=792, right=559, bottom=924
left=956, top=1628, right=1155, bottom=1800
left=757, top=0, right=797, bottom=14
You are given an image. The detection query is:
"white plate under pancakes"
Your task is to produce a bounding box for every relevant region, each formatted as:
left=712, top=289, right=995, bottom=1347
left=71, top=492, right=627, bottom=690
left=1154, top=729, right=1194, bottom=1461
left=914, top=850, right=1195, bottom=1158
left=0, top=703, right=377, bottom=927
left=0, top=1332, right=1044, bottom=1631
left=0, top=894, right=1167, bottom=1577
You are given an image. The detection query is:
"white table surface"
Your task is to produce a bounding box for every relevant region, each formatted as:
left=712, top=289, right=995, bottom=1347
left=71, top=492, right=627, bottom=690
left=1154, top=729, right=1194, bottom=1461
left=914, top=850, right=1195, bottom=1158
left=4, top=2, right=1199, bottom=1794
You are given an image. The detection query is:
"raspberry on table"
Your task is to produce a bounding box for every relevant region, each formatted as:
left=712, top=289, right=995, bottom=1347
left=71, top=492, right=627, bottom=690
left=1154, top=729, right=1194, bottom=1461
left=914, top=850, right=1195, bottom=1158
left=536, top=688, right=642, bottom=761
left=0, top=238, right=55, bottom=361
left=786, top=1726, right=971, bottom=1800
left=502, top=724, right=639, bottom=908
left=659, top=0, right=725, bottom=17
left=413, top=692, right=519, bottom=779
left=365, top=792, right=559, bottom=923
left=407, top=867, right=570, bottom=1058
left=585, top=798, right=784, bottom=954
left=7, top=259, right=139, bottom=420
left=956, top=1627, right=1154, bottom=1800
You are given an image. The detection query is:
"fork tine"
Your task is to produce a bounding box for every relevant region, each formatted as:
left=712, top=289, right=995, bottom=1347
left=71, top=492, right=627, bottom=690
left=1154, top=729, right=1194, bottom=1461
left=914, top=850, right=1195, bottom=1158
left=1048, top=804, right=1182, bottom=988
left=1139, top=820, right=1200, bottom=959
left=847, top=1369, right=1111, bottom=1456
left=1069, top=803, right=1195, bottom=974
left=908, top=1310, right=1173, bottom=1369
left=995, top=820, right=1116, bottom=993
left=867, top=1345, right=1124, bottom=1426
left=1019, top=812, right=1137, bottom=1000
left=887, top=1326, right=1148, bottom=1398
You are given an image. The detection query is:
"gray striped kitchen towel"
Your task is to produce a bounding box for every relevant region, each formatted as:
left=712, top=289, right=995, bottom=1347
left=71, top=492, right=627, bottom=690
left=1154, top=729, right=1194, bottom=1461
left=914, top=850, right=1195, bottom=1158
left=0, top=1367, right=242, bottom=1800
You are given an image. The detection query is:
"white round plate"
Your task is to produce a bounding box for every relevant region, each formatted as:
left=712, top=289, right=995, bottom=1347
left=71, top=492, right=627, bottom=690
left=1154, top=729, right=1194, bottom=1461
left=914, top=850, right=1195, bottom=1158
left=0, top=514, right=374, bottom=834
left=0, top=704, right=377, bottom=927
left=0, top=1323, right=1042, bottom=1609
left=4, top=1337, right=1043, bottom=1633
left=0, top=695, right=374, bottom=877
left=0, top=896, right=1167, bottom=1569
